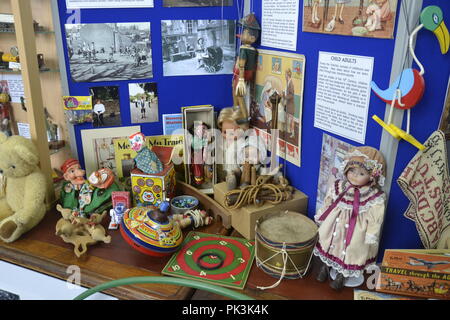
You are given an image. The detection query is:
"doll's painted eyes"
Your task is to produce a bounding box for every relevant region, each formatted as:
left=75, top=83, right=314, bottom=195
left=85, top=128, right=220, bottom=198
left=10, top=165, right=15, bottom=170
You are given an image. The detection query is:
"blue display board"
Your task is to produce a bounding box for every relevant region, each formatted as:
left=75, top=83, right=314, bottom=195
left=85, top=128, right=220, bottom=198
left=56, top=0, right=240, bottom=167
left=56, top=0, right=450, bottom=255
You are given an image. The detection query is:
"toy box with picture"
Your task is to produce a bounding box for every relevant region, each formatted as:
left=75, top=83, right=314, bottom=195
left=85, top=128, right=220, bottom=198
left=130, top=137, right=177, bottom=207
left=182, top=105, right=217, bottom=194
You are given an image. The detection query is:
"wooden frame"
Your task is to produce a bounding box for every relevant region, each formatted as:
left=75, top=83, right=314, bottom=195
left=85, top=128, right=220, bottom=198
left=439, top=77, right=450, bottom=140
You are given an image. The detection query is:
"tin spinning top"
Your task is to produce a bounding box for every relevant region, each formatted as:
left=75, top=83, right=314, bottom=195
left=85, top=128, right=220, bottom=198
left=120, top=201, right=183, bottom=257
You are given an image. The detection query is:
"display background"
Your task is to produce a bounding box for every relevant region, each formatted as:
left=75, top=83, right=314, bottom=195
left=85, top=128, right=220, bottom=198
left=56, top=0, right=450, bottom=257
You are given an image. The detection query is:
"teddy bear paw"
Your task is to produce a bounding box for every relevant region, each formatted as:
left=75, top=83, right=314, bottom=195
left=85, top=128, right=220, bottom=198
left=0, top=218, right=20, bottom=243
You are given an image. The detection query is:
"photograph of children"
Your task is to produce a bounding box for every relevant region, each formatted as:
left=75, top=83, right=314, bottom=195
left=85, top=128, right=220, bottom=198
left=129, top=82, right=159, bottom=124
left=162, top=20, right=236, bottom=76
left=303, top=0, right=398, bottom=39
left=163, top=0, right=232, bottom=7
left=65, top=22, right=152, bottom=82
left=316, top=133, right=354, bottom=210
left=89, top=86, right=121, bottom=128
left=250, top=50, right=305, bottom=167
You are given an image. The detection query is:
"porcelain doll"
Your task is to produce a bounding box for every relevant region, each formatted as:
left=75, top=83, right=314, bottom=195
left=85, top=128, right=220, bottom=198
left=313, top=146, right=386, bottom=290
left=233, top=13, right=261, bottom=128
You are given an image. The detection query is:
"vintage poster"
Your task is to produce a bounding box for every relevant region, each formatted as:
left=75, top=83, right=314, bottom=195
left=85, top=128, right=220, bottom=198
left=161, top=20, right=236, bottom=76
left=63, top=96, right=93, bottom=124
left=250, top=49, right=305, bottom=167
left=66, top=0, right=154, bottom=9
left=303, top=0, right=398, bottom=39
left=316, top=133, right=354, bottom=210
left=163, top=113, right=183, bottom=135
left=261, top=0, right=300, bottom=51
left=113, top=134, right=184, bottom=179
left=314, top=51, right=373, bottom=144
left=129, top=82, right=159, bottom=124
left=397, top=130, right=450, bottom=249
left=65, top=22, right=152, bottom=82
left=81, top=126, right=141, bottom=178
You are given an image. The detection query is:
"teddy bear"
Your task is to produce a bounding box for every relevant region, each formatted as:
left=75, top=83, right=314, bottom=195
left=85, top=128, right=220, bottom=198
left=0, top=132, right=47, bottom=243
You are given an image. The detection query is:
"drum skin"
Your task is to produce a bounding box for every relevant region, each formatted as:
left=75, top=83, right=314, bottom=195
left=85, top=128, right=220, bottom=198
left=255, top=211, right=318, bottom=279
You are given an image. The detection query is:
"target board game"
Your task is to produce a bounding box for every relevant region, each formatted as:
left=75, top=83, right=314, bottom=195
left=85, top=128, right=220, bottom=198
left=162, top=232, right=255, bottom=290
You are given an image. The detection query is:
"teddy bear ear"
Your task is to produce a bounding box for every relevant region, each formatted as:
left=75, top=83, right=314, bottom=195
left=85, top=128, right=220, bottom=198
left=0, top=132, right=7, bottom=144
left=14, top=144, right=39, bottom=166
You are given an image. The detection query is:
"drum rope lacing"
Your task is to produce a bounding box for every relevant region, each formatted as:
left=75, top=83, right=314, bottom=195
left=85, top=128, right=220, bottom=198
left=254, top=220, right=318, bottom=290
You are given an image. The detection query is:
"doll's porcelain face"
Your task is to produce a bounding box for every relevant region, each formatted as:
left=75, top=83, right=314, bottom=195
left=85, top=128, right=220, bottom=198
left=346, top=166, right=371, bottom=186
left=221, top=120, right=243, bottom=141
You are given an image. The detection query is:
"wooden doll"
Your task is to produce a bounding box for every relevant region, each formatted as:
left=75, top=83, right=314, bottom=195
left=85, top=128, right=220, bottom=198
left=233, top=13, right=261, bottom=129
left=314, top=146, right=386, bottom=290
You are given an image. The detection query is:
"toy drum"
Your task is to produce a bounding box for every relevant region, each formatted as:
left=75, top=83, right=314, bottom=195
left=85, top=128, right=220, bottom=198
left=255, top=211, right=318, bottom=280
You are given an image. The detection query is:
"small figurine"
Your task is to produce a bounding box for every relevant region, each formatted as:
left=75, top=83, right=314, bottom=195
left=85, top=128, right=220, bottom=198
left=190, top=121, right=213, bottom=185
left=109, top=191, right=130, bottom=230
left=56, top=205, right=111, bottom=258
left=0, top=99, right=12, bottom=136
left=233, top=13, right=261, bottom=128
left=60, top=158, right=89, bottom=212
left=129, top=132, right=163, bottom=174
left=172, top=209, right=213, bottom=229
left=314, top=146, right=386, bottom=290
left=60, top=159, right=120, bottom=217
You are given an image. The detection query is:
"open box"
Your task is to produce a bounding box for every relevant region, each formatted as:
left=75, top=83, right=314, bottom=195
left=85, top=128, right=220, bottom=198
left=182, top=105, right=217, bottom=194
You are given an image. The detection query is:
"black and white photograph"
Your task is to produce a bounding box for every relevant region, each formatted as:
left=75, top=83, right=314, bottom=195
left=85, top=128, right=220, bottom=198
left=65, top=22, right=152, bottom=82
left=129, top=82, right=159, bottom=124
left=90, top=86, right=122, bottom=128
left=163, top=0, right=232, bottom=7
left=161, top=20, right=236, bottom=76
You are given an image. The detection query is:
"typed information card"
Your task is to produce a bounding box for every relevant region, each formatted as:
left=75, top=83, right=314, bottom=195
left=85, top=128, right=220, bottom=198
left=314, top=52, right=374, bottom=144
left=261, top=0, right=299, bottom=51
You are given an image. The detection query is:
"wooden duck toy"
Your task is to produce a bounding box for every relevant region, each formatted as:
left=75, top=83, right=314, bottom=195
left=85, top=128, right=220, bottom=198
left=371, top=5, right=449, bottom=151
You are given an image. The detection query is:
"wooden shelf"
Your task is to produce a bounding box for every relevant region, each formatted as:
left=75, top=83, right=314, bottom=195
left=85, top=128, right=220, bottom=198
left=0, top=29, right=55, bottom=34
left=0, top=68, right=60, bottom=73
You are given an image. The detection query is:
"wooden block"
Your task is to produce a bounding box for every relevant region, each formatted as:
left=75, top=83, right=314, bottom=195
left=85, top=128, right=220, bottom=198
left=213, top=182, right=308, bottom=240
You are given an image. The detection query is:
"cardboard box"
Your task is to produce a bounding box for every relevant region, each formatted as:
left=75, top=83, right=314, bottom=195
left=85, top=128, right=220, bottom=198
left=182, top=105, right=217, bottom=195
left=376, top=249, right=450, bottom=300
left=213, top=182, right=308, bottom=240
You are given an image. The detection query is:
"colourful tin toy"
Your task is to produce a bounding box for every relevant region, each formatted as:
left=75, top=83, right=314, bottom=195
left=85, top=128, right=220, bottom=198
left=120, top=202, right=183, bottom=257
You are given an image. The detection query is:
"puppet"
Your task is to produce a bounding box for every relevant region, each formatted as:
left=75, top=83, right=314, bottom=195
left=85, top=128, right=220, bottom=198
left=233, top=13, right=261, bottom=128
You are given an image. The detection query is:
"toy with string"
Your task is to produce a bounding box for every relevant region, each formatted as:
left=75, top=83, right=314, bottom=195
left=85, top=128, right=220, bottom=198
left=371, top=5, right=449, bottom=151
left=172, top=209, right=213, bottom=229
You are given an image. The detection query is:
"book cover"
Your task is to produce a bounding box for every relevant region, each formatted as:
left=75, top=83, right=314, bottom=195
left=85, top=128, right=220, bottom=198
left=376, top=249, right=450, bottom=300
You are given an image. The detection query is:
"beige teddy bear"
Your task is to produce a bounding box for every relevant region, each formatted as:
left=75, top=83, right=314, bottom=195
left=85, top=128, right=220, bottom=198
left=0, top=132, right=47, bottom=243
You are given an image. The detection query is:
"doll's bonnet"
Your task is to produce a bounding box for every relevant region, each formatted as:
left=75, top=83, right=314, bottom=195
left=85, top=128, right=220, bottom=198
left=342, top=146, right=386, bottom=186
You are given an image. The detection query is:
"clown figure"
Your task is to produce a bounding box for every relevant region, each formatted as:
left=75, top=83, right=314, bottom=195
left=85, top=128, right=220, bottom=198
left=314, top=146, right=387, bottom=290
